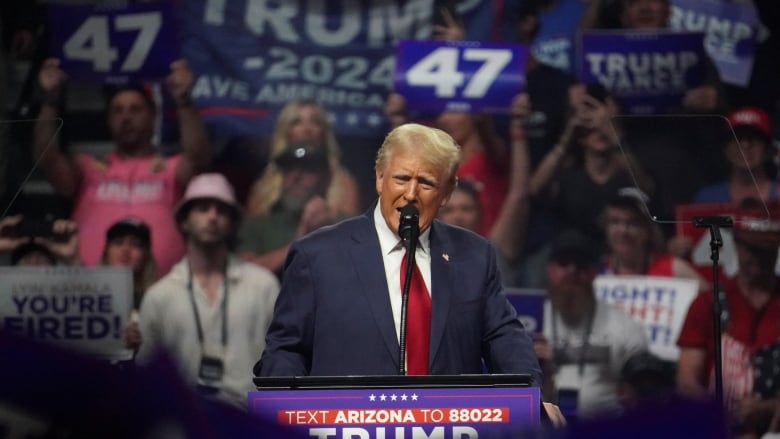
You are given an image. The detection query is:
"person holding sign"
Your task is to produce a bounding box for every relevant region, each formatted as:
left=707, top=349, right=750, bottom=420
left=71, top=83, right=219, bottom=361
left=31, top=57, right=211, bottom=277
left=256, top=123, right=541, bottom=386
left=537, top=228, right=649, bottom=420
left=135, top=173, right=279, bottom=408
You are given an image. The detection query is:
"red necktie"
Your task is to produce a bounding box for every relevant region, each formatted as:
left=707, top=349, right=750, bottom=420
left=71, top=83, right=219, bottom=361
left=401, top=252, right=431, bottom=375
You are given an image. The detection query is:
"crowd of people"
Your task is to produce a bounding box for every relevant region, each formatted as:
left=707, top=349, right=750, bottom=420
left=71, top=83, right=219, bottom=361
left=2, top=0, right=780, bottom=437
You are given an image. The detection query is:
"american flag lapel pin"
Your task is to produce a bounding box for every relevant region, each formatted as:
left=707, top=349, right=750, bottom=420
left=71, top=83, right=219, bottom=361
left=442, top=253, right=449, bottom=262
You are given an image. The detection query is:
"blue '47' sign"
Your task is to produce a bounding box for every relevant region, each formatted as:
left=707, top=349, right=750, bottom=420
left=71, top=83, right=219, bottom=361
left=48, top=2, right=179, bottom=85
left=394, top=40, right=527, bottom=114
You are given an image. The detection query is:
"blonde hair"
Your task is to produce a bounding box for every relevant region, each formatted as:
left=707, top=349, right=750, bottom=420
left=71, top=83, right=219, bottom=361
left=246, top=99, right=350, bottom=216
left=376, top=123, right=462, bottom=185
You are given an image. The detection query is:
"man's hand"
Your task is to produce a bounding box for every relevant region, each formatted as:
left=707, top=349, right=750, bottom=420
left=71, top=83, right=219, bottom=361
left=433, top=7, right=465, bottom=41
left=34, top=219, right=80, bottom=265
left=38, top=58, right=67, bottom=102
left=0, top=215, right=28, bottom=252
left=166, top=59, right=195, bottom=107
left=543, top=402, right=567, bottom=427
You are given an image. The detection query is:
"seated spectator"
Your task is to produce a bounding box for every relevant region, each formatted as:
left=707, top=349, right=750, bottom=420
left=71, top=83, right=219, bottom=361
left=601, top=187, right=705, bottom=284
left=536, top=229, right=649, bottom=420
left=677, top=201, right=780, bottom=438
left=238, top=141, right=339, bottom=277
left=32, top=58, right=211, bottom=276
left=617, top=351, right=676, bottom=411
left=696, top=107, right=777, bottom=204
left=102, top=217, right=157, bottom=309
left=245, top=98, right=360, bottom=219
left=438, top=179, right=481, bottom=232
left=670, top=107, right=777, bottom=260
left=0, top=214, right=80, bottom=265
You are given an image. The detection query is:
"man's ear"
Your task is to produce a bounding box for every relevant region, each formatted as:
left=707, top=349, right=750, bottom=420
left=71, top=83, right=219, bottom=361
left=375, top=167, right=384, bottom=195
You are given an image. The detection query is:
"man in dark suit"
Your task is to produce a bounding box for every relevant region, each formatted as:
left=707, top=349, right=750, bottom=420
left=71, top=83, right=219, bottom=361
left=255, top=123, right=542, bottom=386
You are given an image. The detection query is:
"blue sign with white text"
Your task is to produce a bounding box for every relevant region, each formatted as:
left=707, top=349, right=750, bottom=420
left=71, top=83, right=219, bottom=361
left=578, top=31, right=706, bottom=114
left=669, top=0, right=760, bottom=86
left=394, top=40, right=527, bottom=114
left=48, top=2, right=179, bottom=85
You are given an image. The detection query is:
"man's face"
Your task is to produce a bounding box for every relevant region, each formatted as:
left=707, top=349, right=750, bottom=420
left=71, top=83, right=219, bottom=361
left=280, top=164, right=331, bottom=211
left=181, top=200, right=233, bottom=247
left=376, top=145, right=454, bottom=235
left=735, top=239, right=778, bottom=288
left=438, top=188, right=480, bottom=232
left=107, top=91, right=155, bottom=152
left=546, top=261, right=597, bottom=325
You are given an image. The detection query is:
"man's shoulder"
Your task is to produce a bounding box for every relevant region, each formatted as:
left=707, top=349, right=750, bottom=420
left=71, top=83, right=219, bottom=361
left=432, top=220, right=490, bottom=248
left=232, top=258, right=279, bottom=288
left=295, top=214, right=371, bottom=247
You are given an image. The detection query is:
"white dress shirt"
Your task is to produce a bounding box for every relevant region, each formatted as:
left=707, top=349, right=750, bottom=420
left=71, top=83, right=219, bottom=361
left=373, top=203, right=432, bottom=343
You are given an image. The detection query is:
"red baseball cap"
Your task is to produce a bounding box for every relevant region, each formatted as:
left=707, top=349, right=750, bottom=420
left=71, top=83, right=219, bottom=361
left=727, top=107, right=772, bottom=139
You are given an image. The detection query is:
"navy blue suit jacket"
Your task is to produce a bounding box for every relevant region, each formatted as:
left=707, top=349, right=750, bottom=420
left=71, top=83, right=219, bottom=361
left=255, top=210, right=542, bottom=386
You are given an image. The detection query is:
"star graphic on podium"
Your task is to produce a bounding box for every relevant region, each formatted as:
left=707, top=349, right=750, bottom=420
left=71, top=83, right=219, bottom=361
left=411, top=393, right=419, bottom=401
left=401, top=394, right=408, bottom=401
left=390, top=394, right=398, bottom=401
left=369, top=394, right=376, bottom=401
left=380, top=394, right=387, bottom=401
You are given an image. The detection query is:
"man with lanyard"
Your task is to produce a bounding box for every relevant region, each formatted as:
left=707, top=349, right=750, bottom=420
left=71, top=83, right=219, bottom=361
left=536, top=229, right=648, bottom=420
left=135, top=173, right=279, bottom=408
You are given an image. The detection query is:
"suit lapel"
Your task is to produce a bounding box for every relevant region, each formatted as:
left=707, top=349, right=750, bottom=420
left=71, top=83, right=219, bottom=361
left=428, top=221, right=454, bottom=368
left=347, top=214, right=400, bottom=369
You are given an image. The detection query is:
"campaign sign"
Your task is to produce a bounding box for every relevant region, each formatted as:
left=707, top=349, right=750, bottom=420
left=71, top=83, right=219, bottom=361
left=182, top=0, right=433, bottom=140
left=505, top=288, right=545, bottom=334
left=594, top=275, right=699, bottom=361
left=394, top=40, right=527, bottom=114
left=669, top=0, right=760, bottom=87
left=0, top=266, right=133, bottom=361
left=249, top=386, right=540, bottom=438
left=47, top=1, right=179, bottom=85
left=578, top=31, right=706, bottom=114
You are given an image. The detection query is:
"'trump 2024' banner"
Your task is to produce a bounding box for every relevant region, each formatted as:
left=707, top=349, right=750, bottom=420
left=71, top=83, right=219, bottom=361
left=578, top=31, right=706, bottom=114
left=182, top=0, right=436, bottom=139
left=249, top=387, right=540, bottom=438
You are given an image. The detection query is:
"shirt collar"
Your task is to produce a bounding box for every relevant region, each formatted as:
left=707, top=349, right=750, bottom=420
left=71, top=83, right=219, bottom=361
left=373, top=201, right=430, bottom=255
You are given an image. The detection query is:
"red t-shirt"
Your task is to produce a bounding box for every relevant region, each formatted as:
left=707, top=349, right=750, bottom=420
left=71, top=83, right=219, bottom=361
left=456, top=151, right=508, bottom=237
left=677, top=277, right=780, bottom=386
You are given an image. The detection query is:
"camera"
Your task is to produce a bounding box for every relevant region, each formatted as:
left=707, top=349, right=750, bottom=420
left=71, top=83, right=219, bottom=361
left=0, top=218, right=59, bottom=240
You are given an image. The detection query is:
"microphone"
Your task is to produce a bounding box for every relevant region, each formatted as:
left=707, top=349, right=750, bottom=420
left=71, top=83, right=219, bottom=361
left=398, top=204, right=420, bottom=244
left=397, top=204, right=419, bottom=376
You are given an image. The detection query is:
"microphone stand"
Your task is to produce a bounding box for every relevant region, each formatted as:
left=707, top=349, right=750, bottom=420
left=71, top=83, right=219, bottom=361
left=693, top=215, right=733, bottom=405
left=397, top=205, right=419, bottom=376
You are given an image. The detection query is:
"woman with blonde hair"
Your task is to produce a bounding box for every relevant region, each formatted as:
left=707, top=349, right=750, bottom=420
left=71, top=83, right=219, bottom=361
left=245, top=98, right=360, bottom=218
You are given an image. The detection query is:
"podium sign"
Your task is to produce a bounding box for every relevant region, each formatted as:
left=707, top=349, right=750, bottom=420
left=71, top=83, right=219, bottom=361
left=249, top=386, right=540, bottom=438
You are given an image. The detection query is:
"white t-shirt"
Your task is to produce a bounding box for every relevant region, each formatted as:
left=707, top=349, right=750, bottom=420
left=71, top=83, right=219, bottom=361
left=543, top=300, right=649, bottom=419
left=137, top=257, right=279, bottom=408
